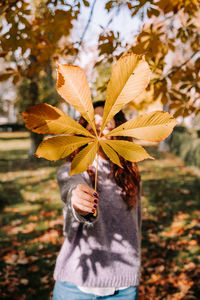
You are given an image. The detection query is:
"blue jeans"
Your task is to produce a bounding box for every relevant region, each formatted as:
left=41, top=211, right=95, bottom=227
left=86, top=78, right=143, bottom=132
left=53, top=280, right=138, bottom=300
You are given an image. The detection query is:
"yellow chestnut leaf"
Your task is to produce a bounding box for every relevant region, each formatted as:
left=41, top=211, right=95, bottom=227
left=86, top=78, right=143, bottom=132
left=105, top=110, right=178, bottom=142
left=56, top=64, right=97, bottom=135
left=104, top=140, right=154, bottom=162
left=35, top=136, right=93, bottom=161
left=22, top=52, right=178, bottom=177
left=99, top=139, right=122, bottom=168
left=22, top=103, right=94, bottom=137
left=100, top=53, right=151, bottom=133
left=70, top=141, right=99, bottom=176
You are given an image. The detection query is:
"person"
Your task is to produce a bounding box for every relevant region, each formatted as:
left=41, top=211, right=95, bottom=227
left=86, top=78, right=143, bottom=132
left=53, top=101, right=142, bottom=300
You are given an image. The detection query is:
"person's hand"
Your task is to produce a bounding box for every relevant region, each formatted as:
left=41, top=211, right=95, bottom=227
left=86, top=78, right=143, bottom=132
left=71, top=184, right=99, bottom=216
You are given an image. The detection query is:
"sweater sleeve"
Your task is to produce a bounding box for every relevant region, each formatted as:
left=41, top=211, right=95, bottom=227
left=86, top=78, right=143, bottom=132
left=57, top=162, right=98, bottom=226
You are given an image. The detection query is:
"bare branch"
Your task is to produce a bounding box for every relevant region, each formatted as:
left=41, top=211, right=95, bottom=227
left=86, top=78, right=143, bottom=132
left=154, top=50, right=200, bottom=84
left=0, top=0, right=18, bottom=15
left=105, top=5, right=120, bottom=28
left=72, top=0, right=98, bottom=63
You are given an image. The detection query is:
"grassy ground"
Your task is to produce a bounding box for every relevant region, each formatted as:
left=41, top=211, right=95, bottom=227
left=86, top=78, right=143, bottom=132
left=0, top=132, right=199, bottom=299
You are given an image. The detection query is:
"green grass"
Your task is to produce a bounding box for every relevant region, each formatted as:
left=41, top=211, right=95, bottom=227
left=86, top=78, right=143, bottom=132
left=0, top=132, right=199, bottom=299
left=0, top=132, right=63, bottom=300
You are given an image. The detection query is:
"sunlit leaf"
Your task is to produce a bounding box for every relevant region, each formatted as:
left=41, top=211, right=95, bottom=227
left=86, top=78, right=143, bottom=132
left=100, top=53, right=151, bottom=133
left=21, top=52, right=178, bottom=180
left=105, top=140, right=154, bottom=162
left=56, top=64, right=97, bottom=135
left=21, top=103, right=93, bottom=137
left=105, top=111, right=178, bottom=142
left=35, top=136, right=93, bottom=161
left=99, top=139, right=122, bottom=168
left=70, top=141, right=99, bottom=175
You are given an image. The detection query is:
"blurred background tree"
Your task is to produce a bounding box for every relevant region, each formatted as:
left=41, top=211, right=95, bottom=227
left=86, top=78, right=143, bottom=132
left=0, top=0, right=80, bottom=154
left=0, top=0, right=200, bottom=154
left=96, top=0, right=200, bottom=118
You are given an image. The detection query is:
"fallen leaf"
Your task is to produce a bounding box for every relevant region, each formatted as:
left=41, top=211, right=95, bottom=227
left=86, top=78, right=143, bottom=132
left=20, top=278, right=29, bottom=285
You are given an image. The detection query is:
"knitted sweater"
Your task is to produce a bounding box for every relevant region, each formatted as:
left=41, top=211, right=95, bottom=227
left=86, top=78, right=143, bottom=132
left=53, top=156, right=142, bottom=288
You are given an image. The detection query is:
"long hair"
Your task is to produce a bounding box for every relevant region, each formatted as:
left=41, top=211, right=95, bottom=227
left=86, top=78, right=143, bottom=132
left=68, top=101, right=141, bottom=210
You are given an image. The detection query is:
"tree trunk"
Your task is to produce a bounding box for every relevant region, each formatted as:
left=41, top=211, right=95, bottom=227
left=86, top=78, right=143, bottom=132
left=158, top=104, right=171, bottom=152
left=29, top=131, right=43, bottom=157
left=28, top=79, right=43, bottom=157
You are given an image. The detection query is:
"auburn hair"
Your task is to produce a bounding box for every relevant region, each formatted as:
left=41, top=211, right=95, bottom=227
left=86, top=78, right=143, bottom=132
left=68, top=101, right=141, bottom=210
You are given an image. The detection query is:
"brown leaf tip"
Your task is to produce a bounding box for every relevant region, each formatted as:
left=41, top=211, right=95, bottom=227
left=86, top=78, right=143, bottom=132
left=57, top=71, right=65, bottom=89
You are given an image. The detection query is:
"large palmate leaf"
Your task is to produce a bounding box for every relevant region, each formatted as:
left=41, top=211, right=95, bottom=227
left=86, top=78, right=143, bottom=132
left=105, top=111, right=178, bottom=141
left=22, top=103, right=94, bottom=137
left=70, top=141, right=99, bottom=176
left=56, top=64, right=97, bottom=135
left=22, top=52, right=178, bottom=181
left=100, top=53, right=151, bottom=133
left=99, top=140, right=122, bottom=168
left=104, top=140, right=154, bottom=162
left=35, top=136, right=93, bottom=161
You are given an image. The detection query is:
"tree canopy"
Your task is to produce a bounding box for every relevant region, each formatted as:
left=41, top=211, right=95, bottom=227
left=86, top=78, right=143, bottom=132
left=0, top=0, right=200, bottom=119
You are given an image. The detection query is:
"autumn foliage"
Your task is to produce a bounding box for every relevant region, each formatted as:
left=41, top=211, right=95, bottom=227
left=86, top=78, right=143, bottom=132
left=0, top=0, right=199, bottom=119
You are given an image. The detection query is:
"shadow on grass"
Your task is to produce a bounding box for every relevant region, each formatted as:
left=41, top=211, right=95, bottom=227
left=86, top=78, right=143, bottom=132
left=0, top=153, right=62, bottom=173
left=143, top=176, right=200, bottom=222
left=0, top=182, right=24, bottom=210
left=0, top=168, right=61, bottom=213
left=0, top=149, right=29, bottom=163
left=0, top=136, right=29, bottom=141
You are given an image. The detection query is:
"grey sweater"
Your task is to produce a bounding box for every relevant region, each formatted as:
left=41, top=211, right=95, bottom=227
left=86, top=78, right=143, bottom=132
left=53, top=156, right=142, bottom=287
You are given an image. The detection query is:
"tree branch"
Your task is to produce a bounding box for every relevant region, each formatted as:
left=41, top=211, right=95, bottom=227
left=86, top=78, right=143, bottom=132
left=0, top=0, right=18, bottom=15
left=72, top=0, right=98, bottom=63
left=105, top=5, right=120, bottom=28
left=154, top=50, right=200, bottom=84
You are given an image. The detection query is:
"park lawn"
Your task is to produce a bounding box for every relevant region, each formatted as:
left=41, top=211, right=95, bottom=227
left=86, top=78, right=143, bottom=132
left=0, top=132, right=199, bottom=299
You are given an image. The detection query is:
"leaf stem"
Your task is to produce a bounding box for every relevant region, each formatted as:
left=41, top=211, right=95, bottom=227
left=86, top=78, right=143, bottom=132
left=93, top=150, right=99, bottom=217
